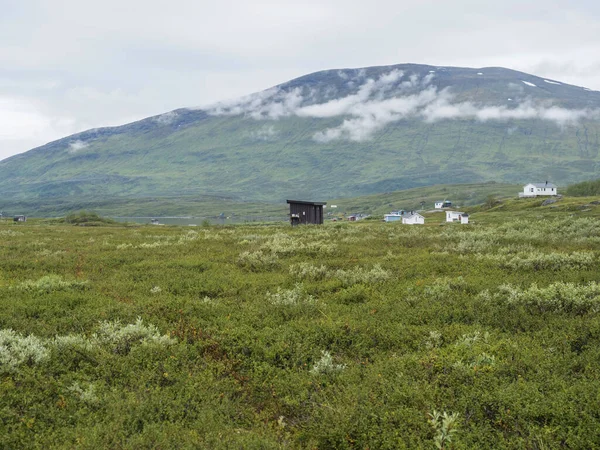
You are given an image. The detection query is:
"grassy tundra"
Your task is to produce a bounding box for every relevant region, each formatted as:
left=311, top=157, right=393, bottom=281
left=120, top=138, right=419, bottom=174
left=2, top=198, right=600, bottom=448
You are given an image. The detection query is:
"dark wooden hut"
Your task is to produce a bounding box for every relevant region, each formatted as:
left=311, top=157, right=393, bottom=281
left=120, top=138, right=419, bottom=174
left=286, top=200, right=327, bottom=225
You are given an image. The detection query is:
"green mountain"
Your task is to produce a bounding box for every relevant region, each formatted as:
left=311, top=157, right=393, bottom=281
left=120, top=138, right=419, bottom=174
left=2, top=63, right=600, bottom=215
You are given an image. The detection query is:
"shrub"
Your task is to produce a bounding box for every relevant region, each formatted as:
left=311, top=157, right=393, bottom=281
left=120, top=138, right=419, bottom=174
left=267, top=283, right=315, bottom=306
left=310, top=350, right=346, bottom=375
left=0, top=329, right=49, bottom=373
left=483, top=282, right=600, bottom=314
left=333, top=264, right=390, bottom=287
left=15, top=275, right=88, bottom=293
left=92, top=317, right=176, bottom=354
left=237, top=250, right=279, bottom=271
left=289, top=262, right=328, bottom=281
left=68, top=382, right=100, bottom=405
left=428, top=410, right=460, bottom=449
left=64, top=210, right=116, bottom=226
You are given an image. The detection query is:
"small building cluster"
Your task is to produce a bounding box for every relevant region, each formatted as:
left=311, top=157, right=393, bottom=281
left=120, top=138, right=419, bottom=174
left=287, top=181, right=559, bottom=227
left=381, top=200, right=468, bottom=226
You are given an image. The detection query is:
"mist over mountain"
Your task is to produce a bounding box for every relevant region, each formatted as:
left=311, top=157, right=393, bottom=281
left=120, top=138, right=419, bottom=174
left=2, top=63, right=600, bottom=215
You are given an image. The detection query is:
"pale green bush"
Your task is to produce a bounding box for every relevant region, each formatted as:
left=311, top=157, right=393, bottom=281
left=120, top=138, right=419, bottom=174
left=428, top=410, right=460, bottom=449
left=310, top=350, right=346, bottom=375
left=267, top=283, right=315, bottom=306
left=484, top=282, right=600, bottom=314
left=237, top=250, right=279, bottom=271
left=261, top=233, right=336, bottom=256
left=333, top=264, right=390, bottom=286
left=0, top=329, right=49, bottom=373
left=425, top=330, right=443, bottom=349
left=15, top=275, right=88, bottom=293
left=424, top=277, right=466, bottom=300
left=93, top=317, right=175, bottom=354
left=455, top=331, right=490, bottom=347
left=289, top=262, right=329, bottom=281
left=53, top=334, right=96, bottom=352
left=490, top=250, right=595, bottom=271
left=68, top=382, right=100, bottom=405
left=0, top=230, right=23, bottom=236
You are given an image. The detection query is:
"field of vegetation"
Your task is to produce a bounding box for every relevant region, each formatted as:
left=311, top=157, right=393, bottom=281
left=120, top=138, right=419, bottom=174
left=2, top=197, right=600, bottom=448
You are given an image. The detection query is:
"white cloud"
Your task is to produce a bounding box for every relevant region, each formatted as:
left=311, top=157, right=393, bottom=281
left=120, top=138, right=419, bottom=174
left=154, top=111, right=178, bottom=125
left=249, top=125, right=278, bottom=141
left=0, top=97, right=77, bottom=159
left=68, top=140, right=89, bottom=154
left=205, top=70, right=600, bottom=142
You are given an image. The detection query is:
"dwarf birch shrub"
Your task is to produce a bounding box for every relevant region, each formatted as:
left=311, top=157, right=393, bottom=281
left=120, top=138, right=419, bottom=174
left=0, top=230, right=23, bottom=236
left=289, top=262, right=328, bottom=281
left=68, top=382, right=100, bottom=405
left=261, top=233, right=336, bottom=256
left=92, top=317, right=175, bottom=354
left=267, top=283, right=315, bottom=306
left=424, top=330, right=443, bottom=349
left=0, top=329, right=49, bottom=373
left=333, top=264, right=390, bottom=286
left=424, top=277, right=467, bottom=300
left=53, top=334, right=96, bottom=353
left=490, top=250, right=595, bottom=271
left=429, top=410, right=460, bottom=449
left=15, top=274, right=88, bottom=293
left=237, top=250, right=279, bottom=271
left=484, top=282, right=600, bottom=314
left=310, top=350, right=346, bottom=375
left=455, top=331, right=490, bottom=347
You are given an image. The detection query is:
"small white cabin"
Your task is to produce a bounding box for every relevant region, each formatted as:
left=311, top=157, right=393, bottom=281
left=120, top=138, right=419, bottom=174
left=520, top=182, right=557, bottom=197
left=446, top=211, right=465, bottom=222
left=435, top=200, right=452, bottom=209
left=402, top=212, right=424, bottom=225
left=460, top=213, right=469, bottom=224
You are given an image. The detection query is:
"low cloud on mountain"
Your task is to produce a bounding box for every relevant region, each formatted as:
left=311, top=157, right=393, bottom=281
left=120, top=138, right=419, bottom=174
left=206, top=70, right=599, bottom=142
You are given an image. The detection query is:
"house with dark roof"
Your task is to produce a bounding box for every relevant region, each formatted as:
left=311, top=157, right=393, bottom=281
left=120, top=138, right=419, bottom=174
left=287, top=200, right=326, bottom=225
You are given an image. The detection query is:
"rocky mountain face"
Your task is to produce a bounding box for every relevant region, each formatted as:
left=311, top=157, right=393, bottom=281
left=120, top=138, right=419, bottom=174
left=2, top=63, right=600, bottom=214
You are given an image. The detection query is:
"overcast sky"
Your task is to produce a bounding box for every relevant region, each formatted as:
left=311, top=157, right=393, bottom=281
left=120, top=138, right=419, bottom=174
left=1, top=0, right=599, bottom=160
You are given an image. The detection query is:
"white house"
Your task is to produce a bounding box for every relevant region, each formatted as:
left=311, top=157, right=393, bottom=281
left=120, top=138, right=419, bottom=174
left=460, top=213, right=469, bottom=224
left=402, top=212, right=424, bottom=225
left=446, top=211, right=465, bottom=222
left=520, top=182, right=557, bottom=197
left=434, top=200, right=452, bottom=209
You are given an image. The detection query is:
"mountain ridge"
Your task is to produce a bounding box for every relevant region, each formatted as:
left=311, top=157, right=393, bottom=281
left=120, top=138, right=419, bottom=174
left=2, top=63, right=600, bottom=214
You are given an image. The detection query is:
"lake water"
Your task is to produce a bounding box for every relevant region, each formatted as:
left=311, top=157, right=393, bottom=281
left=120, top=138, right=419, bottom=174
left=112, top=216, right=288, bottom=226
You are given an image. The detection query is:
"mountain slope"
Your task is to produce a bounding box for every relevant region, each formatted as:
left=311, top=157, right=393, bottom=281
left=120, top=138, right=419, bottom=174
left=2, top=63, right=600, bottom=214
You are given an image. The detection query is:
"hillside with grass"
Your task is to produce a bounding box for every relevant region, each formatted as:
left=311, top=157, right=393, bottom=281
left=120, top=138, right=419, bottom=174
left=1, top=63, right=600, bottom=215
left=2, top=196, right=600, bottom=447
